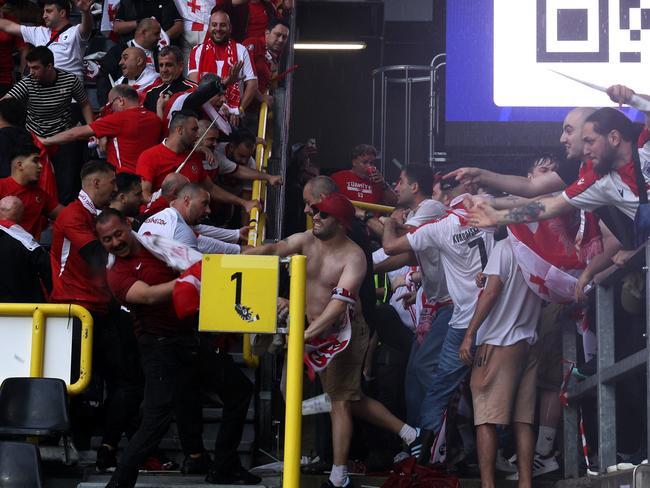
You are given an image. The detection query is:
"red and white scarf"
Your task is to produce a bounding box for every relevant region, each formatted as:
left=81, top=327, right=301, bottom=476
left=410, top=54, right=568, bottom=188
left=78, top=190, right=101, bottom=216
left=198, top=37, right=242, bottom=111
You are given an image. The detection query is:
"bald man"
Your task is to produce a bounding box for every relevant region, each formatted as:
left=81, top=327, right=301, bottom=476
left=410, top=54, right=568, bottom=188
left=115, top=46, right=160, bottom=94
left=0, top=196, right=52, bottom=301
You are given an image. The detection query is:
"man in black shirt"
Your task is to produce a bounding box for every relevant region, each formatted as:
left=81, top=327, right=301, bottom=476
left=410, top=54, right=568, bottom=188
left=142, top=46, right=196, bottom=113
left=0, top=98, right=32, bottom=178
left=114, top=0, right=182, bottom=43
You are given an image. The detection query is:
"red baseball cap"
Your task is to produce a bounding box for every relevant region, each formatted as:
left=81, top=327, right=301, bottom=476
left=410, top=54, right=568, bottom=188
left=313, top=193, right=355, bottom=230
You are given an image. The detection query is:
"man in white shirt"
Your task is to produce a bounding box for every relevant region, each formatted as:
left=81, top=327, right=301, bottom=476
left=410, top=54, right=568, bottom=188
left=139, top=182, right=242, bottom=254
left=458, top=237, right=542, bottom=488
left=0, top=0, right=93, bottom=79
left=382, top=178, right=494, bottom=465
left=116, top=47, right=161, bottom=94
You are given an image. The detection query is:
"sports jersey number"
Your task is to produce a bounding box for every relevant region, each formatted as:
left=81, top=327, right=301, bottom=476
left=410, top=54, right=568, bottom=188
left=231, top=271, right=243, bottom=305
left=468, top=237, right=488, bottom=270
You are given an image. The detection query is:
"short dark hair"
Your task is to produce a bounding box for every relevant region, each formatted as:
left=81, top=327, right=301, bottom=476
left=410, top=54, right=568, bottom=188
left=169, top=109, right=198, bottom=130
left=10, top=143, right=39, bottom=163
left=527, top=153, right=559, bottom=175
left=80, top=160, right=115, bottom=180
left=26, top=46, right=54, bottom=66
left=267, top=18, right=290, bottom=32
left=159, top=45, right=183, bottom=65
left=586, top=107, right=636, bottom=142
left=403, top=164, right=434, bottom=198
left=115, top=172, right=141, bottom=195
left=44, top=0, right=71, bottom=15
left=110, top=84, right=139, bottom=102
left=0, top=98, right=27, bottom=127
left=96, top=207, right=127, bottom=227
left=230, top=128, right=256, bottom=148
left=351, top=144, right=377, bottom=160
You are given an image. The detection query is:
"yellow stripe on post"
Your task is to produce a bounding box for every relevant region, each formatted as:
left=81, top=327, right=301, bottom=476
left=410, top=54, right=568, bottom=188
left=283, top=255, right=306, bottom=488
left=29, top=309, right=45, bottom=377
left=68, top=305, right=94, bottom=396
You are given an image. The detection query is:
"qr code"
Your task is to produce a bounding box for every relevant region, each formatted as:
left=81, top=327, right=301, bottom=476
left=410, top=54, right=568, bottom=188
left=537, top=0, right=650, bottom=63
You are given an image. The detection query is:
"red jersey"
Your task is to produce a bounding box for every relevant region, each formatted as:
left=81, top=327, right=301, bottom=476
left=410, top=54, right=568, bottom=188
left=331, top=169, right=384, bottom=204
left=243, top=36, right=272, bottom=93
left=50, top=200, right=112, bottom=313
left=0, top=177, right=58, bottom=239
left=246, top=1, right=269, bottom=39
left=0, top=14, right=24, bottom=85
left=136, top=142, right=207, bottom=191
left=90, top=107, right=162, bottom=173
left=107, top=246, right=196, bottom=337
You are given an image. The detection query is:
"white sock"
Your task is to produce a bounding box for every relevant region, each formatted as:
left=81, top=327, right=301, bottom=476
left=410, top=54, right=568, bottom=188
left=399, top=424, right=418, bottom=445
left=329, top=464, right=348, bottom=487
left=536, top=426, right=557, bottom=456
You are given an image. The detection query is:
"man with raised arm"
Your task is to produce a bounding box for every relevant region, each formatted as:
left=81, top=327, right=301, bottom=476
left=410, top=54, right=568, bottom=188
left=245, top=192, right=418, bottom=488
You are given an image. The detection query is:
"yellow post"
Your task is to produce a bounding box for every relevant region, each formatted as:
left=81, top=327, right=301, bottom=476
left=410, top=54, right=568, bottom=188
left=68, top=305, right=94, bottom=396
left=29, top=308, right=45, bottom=377
left=283, top=255, right=306, bottom=488
left=350, top=200, right=396, bottom=215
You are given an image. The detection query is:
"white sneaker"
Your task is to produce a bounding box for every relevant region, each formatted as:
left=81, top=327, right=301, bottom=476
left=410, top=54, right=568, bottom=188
left=507, top=453, right=560, bottom=480
left=495, top=449, right=517, bottom=474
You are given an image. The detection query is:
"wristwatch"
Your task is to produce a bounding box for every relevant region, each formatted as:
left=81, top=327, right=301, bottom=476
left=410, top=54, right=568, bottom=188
left=362, top=210, right=373, bottom=223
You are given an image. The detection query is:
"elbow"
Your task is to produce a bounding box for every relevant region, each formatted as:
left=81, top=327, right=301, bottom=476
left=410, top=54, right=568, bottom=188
left=383, top=243, right=398, bottom=256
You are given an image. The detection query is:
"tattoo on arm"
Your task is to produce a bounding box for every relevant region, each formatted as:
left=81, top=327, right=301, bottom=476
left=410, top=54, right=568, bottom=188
left=503, top=201, right=546, bottom=223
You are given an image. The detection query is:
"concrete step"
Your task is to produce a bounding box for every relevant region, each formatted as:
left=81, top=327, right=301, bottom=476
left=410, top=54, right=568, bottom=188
left=77, top=473, right=281, bottom=487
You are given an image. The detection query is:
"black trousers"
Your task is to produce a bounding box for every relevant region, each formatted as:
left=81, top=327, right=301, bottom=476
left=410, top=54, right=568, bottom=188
left=109, top=333, right=204, bottom=487
left=51, top=140, right=84, bottom=205
left=199, top=334, right=254, bottom=474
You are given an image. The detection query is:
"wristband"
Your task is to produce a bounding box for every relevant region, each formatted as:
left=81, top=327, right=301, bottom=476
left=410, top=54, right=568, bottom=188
left=362, top=210, right=372, bottom=223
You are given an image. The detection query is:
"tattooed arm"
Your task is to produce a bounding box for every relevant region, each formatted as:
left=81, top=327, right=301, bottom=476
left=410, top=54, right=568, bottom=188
left=468, top=193, right=574, bottom=227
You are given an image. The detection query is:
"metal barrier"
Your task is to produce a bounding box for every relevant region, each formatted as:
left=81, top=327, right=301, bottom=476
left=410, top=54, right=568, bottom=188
left=0, top=303, right=93, bottom=396
left=350, top=200, right=395, bottom=215
left=562, top=244, right=650, bottom=476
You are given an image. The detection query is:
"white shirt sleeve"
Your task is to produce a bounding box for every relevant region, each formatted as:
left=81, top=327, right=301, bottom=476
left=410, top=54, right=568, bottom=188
left=172, top=220, right=200, bottom=249
left=193, top=224, right=240, bottom=243
left=19, top=25, right=45, bottom=45
left=406, top=219, right=445, bottom=253
left=483, top=239, right=512, bottom=283
left=237, top=43, right=257, bottom=81
left=197, top=234, right=241, bottom=254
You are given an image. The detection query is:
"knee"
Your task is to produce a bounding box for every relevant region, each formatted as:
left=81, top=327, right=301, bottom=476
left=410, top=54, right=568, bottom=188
left=330, top=400, right=351, bottom=416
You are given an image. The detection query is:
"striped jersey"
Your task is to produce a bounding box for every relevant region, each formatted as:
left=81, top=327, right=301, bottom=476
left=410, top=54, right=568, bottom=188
left=6, top=69, right=88, bottom=137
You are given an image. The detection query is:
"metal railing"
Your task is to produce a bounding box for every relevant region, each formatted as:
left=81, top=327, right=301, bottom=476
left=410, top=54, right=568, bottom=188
left=0, top=303, right=93, bottom=396
left=562, top=244, right=650, bottom=476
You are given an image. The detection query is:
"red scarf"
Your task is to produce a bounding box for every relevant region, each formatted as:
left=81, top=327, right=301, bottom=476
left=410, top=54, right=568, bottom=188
left=198, top=36, right=241, bottom=110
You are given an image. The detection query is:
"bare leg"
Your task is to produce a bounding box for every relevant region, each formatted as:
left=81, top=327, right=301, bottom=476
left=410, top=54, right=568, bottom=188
left=349, top=393, right=405, bottom=434
left=476, top=424, right=497, bottom=488
left=514, top=422, right=535, bottom=488
left=330, top=400, right=353, bottom=466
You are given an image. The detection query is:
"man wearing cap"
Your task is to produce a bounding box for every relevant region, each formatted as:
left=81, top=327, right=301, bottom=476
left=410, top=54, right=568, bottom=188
left=246, top=192, right=417, bottom=488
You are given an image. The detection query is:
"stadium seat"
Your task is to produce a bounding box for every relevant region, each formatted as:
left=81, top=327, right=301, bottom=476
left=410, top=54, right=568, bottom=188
left=0, top=440, right=44, bottom=487
left=0, top=378, right=70, bottom=437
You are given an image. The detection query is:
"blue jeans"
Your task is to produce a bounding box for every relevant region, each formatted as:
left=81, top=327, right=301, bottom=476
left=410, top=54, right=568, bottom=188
left=419, top=325, right=474, bottom=433
left=404, top=304, right=453, bottom=426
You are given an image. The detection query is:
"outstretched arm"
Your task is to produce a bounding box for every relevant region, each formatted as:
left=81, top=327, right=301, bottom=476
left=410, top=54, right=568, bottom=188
left=40, top=125, right=95, bottom=146
left=607, top=84, right=650, bottom=131
left=0, top=18, right=22, bottom=37
left=381, top=217, right=414, bottom=255
left=445, top=167, right=566, bottom=197
left=243, top=232, right=308, bottom=256
left=468, top=193, right=574, bottom=227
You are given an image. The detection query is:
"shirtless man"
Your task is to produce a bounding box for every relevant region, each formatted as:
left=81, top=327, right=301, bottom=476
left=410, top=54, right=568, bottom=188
left=246, top=192, right=417, bottom=488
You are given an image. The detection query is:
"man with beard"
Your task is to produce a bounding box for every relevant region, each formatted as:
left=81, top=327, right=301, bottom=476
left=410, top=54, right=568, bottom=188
left=143, top=46, right=197, bottom=113
left=246, top=193, right=418, bottom=488
left=468, top=107, right=648, bottom=228
left=115, top=47, right=161, bottom=94
left=188, top=9, right=258, bottom=126
left=109, top=172, right=145, bottom=218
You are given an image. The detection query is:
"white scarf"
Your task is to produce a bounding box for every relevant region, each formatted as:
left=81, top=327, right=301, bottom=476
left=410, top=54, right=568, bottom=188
left=0, top=222, right=40, bottom=251
left=78, top=189, right=101, bottom=216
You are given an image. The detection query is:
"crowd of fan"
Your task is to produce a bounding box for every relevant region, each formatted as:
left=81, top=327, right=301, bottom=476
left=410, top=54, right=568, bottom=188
left=0, top=1, right=649, bottom=488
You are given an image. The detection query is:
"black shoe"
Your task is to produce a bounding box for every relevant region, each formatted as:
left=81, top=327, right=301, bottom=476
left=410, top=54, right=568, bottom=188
left=408, top=428, right=435, bottom=466
left=319, top=478, right=356, bottom=488
left=96, top=445, right=117, bottom=473
left=181, top=452, right=212, bottom=474
left=206, top=466, right=262, bottom=485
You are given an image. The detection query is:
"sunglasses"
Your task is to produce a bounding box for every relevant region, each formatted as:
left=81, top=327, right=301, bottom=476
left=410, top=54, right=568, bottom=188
left=312, top=209, right=331, bottom=219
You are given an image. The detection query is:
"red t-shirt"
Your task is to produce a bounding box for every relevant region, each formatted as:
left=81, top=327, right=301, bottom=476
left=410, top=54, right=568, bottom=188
left=50, top=200, right=112, bottom=313
left=136, top=142, right=207, bottom=191
left=90, top=107, right=162, bottom=173
left=0, top=15, right=24, bottom=85
left=246, top=2, right=269, bottom=39
left=331, top=169, right=384, bottom=204
left=0, top=177, right=58, bottom=239
left=107, top=246, right=196, bottom=337
left=243, top=36, right=271, bottom=93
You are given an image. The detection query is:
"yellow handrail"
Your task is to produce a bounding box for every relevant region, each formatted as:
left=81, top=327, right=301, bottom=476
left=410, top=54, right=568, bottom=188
left=283, top=255, right=306, bottom=488
left=350, top=200, right=395, bottom=215
left=0, top=303, right=93, bottom=396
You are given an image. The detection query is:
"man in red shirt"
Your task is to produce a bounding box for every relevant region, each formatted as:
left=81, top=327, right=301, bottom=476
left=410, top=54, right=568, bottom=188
left=50, top=160, right=142, bottom=472
left=331, top=144, right=397, bottom=206
left=38, top=85, right=162, bottom=174
left=0, top=142, right=62, bottom=239
left=136, top=109, right=259, bottom=214
left=96, top=209, right=210, bottom=487
left=0, top=11, right=27, bottom=97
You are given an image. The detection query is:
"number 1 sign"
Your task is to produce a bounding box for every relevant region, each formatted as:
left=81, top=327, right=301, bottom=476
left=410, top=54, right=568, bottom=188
left=199, top=254, right=280, bottom=333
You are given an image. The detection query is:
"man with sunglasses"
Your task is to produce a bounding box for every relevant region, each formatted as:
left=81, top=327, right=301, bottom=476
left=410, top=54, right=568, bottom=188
left=39, top=85, right=162, bottom=174
left=246, top=192, right=418, bottom=488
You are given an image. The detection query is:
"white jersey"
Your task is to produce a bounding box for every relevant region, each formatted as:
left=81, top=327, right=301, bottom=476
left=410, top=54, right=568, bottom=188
left=477, top=239, right=541, bottom=347
left=20, top=24, right=88, bottom=78
left=406, top=196, right=494, bottom=329
left=404, top=198, right=449, bottom=302
left=138, top=207, right=240, bottom=254
left=115, top=66, right=161, bottom=94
